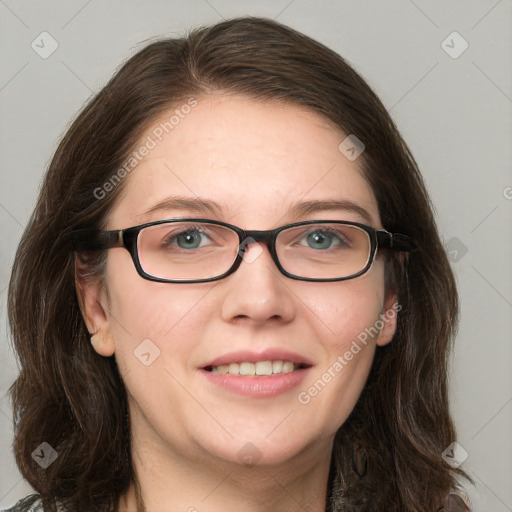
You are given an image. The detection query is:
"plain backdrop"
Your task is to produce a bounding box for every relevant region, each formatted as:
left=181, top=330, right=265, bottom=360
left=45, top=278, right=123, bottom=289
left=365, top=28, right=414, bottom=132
left=1, top=1, right=511, bottom=510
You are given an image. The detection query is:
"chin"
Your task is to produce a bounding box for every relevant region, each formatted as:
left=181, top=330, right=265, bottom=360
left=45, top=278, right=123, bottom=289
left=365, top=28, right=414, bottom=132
left=201, top=430, right=325, bottom=469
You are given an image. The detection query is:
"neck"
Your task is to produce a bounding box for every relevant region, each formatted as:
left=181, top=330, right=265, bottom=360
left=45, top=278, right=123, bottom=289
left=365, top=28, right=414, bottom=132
left=117, top=424, right=334, bottom=512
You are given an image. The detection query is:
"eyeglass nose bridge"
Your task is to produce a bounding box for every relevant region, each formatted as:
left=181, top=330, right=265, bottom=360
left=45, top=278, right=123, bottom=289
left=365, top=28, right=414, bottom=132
left=237, top=229, right=278, bottom=260
left=233, top=228, right=289, bottom=276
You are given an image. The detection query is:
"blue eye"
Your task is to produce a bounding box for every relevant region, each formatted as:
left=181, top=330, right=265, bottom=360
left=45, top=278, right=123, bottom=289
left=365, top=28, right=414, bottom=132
left=162, top=228, right=211, bottom=250
left=303, top=229, right=348, bottom=250
left=306, top=231, right=333, bottom=249
left=175, top=230, right=204, bottom=249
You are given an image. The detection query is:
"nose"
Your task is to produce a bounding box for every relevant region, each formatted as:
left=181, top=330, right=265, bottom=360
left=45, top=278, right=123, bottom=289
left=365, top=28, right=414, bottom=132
left=220, top=241, right=297, bottom=326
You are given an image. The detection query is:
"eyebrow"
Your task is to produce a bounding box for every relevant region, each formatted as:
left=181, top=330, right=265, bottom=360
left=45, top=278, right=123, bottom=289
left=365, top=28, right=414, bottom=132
left=141, top=196, right=373, bottom=225
left=142, top=196, right=223, bottom=218
left=286, top=199, right=373, bottom=225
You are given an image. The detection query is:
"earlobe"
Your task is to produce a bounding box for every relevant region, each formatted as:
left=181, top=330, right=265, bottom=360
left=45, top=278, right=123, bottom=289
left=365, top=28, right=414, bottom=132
left=375, top=293, right=399, bottom=347
left=75, top=255, right=116, bottom=357
left=90, top=331, right=116, bottom=357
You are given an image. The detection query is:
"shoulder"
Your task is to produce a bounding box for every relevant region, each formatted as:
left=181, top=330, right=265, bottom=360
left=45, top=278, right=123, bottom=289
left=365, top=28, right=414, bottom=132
left=2, top=494, right=71, bottom=512
left=1, top=494, right=43, bottom=512
left=439, top=491, right=471, bottom=511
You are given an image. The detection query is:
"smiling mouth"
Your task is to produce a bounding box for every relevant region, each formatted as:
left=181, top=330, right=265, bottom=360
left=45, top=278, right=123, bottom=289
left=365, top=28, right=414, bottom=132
left=203, top=360, right=311, bottom=376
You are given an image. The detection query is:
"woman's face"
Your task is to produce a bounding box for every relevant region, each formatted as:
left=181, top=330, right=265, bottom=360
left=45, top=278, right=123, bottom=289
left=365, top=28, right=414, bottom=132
left=82, top=94, right=397, bottom=469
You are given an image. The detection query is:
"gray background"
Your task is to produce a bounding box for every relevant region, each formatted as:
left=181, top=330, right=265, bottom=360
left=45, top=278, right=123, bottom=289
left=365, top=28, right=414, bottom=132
left=0, top=1, right=510, bottom=510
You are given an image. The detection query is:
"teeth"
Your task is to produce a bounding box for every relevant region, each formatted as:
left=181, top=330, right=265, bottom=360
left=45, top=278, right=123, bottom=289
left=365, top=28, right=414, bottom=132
left=239, top=362, right=255, bottom=376
left=255, top=361, right=272, bottom=376
left=272, top=360, right=283, bottom=374
left=210, top=360, right=298, bottom=375
left=216, top=365, right=229, bottom=375
left=282, top=361, right=294, bottom=373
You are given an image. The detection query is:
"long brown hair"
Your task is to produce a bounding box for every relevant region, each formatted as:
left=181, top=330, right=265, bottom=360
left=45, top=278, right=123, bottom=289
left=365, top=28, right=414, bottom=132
left=8, top=17, right=464, bottom=511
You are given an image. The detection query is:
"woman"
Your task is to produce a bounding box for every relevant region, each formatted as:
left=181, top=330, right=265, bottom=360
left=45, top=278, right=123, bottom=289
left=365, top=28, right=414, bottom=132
left=5, top=17, right=471, bottom=512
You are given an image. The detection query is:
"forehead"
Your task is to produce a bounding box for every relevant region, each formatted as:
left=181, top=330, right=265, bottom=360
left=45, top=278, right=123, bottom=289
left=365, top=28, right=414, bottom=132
left=108, top=94, right=380, bottom=228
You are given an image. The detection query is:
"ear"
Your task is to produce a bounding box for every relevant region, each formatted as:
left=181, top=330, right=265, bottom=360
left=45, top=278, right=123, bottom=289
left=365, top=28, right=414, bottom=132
left=375, top=291, right=400, bottom=347
left=75, top=256, right=116, bottom=357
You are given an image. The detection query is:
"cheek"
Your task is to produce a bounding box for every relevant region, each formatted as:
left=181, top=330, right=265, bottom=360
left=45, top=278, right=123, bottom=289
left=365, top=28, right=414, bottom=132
left=304, top=267, right=385, bottom=346
left=103, top=251, right=215, bottom=368
left=293, top=270, right=386, bottom=426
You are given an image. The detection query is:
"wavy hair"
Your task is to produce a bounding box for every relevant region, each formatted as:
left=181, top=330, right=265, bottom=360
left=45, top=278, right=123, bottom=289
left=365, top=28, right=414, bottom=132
left=8, top=17, right=464, bottom=511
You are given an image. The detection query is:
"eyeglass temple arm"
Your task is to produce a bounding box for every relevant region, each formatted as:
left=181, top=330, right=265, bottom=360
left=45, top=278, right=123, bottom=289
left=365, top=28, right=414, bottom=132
left=70, top=229, right=123, bottom=251
left=376, top=231, right=416, bottom=252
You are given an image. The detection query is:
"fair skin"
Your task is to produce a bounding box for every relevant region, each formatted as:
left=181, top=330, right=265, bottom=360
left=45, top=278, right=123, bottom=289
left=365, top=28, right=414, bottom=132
left=79, top=94, right=398, bottom=512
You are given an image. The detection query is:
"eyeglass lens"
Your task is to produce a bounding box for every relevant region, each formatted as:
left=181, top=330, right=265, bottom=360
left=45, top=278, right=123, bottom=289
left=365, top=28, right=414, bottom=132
left=136, top=221, right=372, bottom=281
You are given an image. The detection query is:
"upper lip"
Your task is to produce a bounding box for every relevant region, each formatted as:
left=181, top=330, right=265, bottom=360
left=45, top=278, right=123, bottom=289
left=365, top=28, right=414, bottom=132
left=201, top=349, right=314, bottom=369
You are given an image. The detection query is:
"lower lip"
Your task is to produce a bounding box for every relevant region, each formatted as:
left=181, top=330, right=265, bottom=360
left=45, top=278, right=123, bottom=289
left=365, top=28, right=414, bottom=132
left=200, top=368, right=310, bottom=397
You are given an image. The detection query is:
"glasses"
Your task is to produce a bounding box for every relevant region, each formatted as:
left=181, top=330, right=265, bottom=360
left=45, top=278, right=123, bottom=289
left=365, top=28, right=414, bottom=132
left=71, top=218, right=415, bottom=283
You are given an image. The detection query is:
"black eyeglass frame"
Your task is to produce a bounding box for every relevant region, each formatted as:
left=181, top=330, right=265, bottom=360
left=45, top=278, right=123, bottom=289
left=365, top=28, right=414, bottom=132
left=70, top=218, right=416, bottom=283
